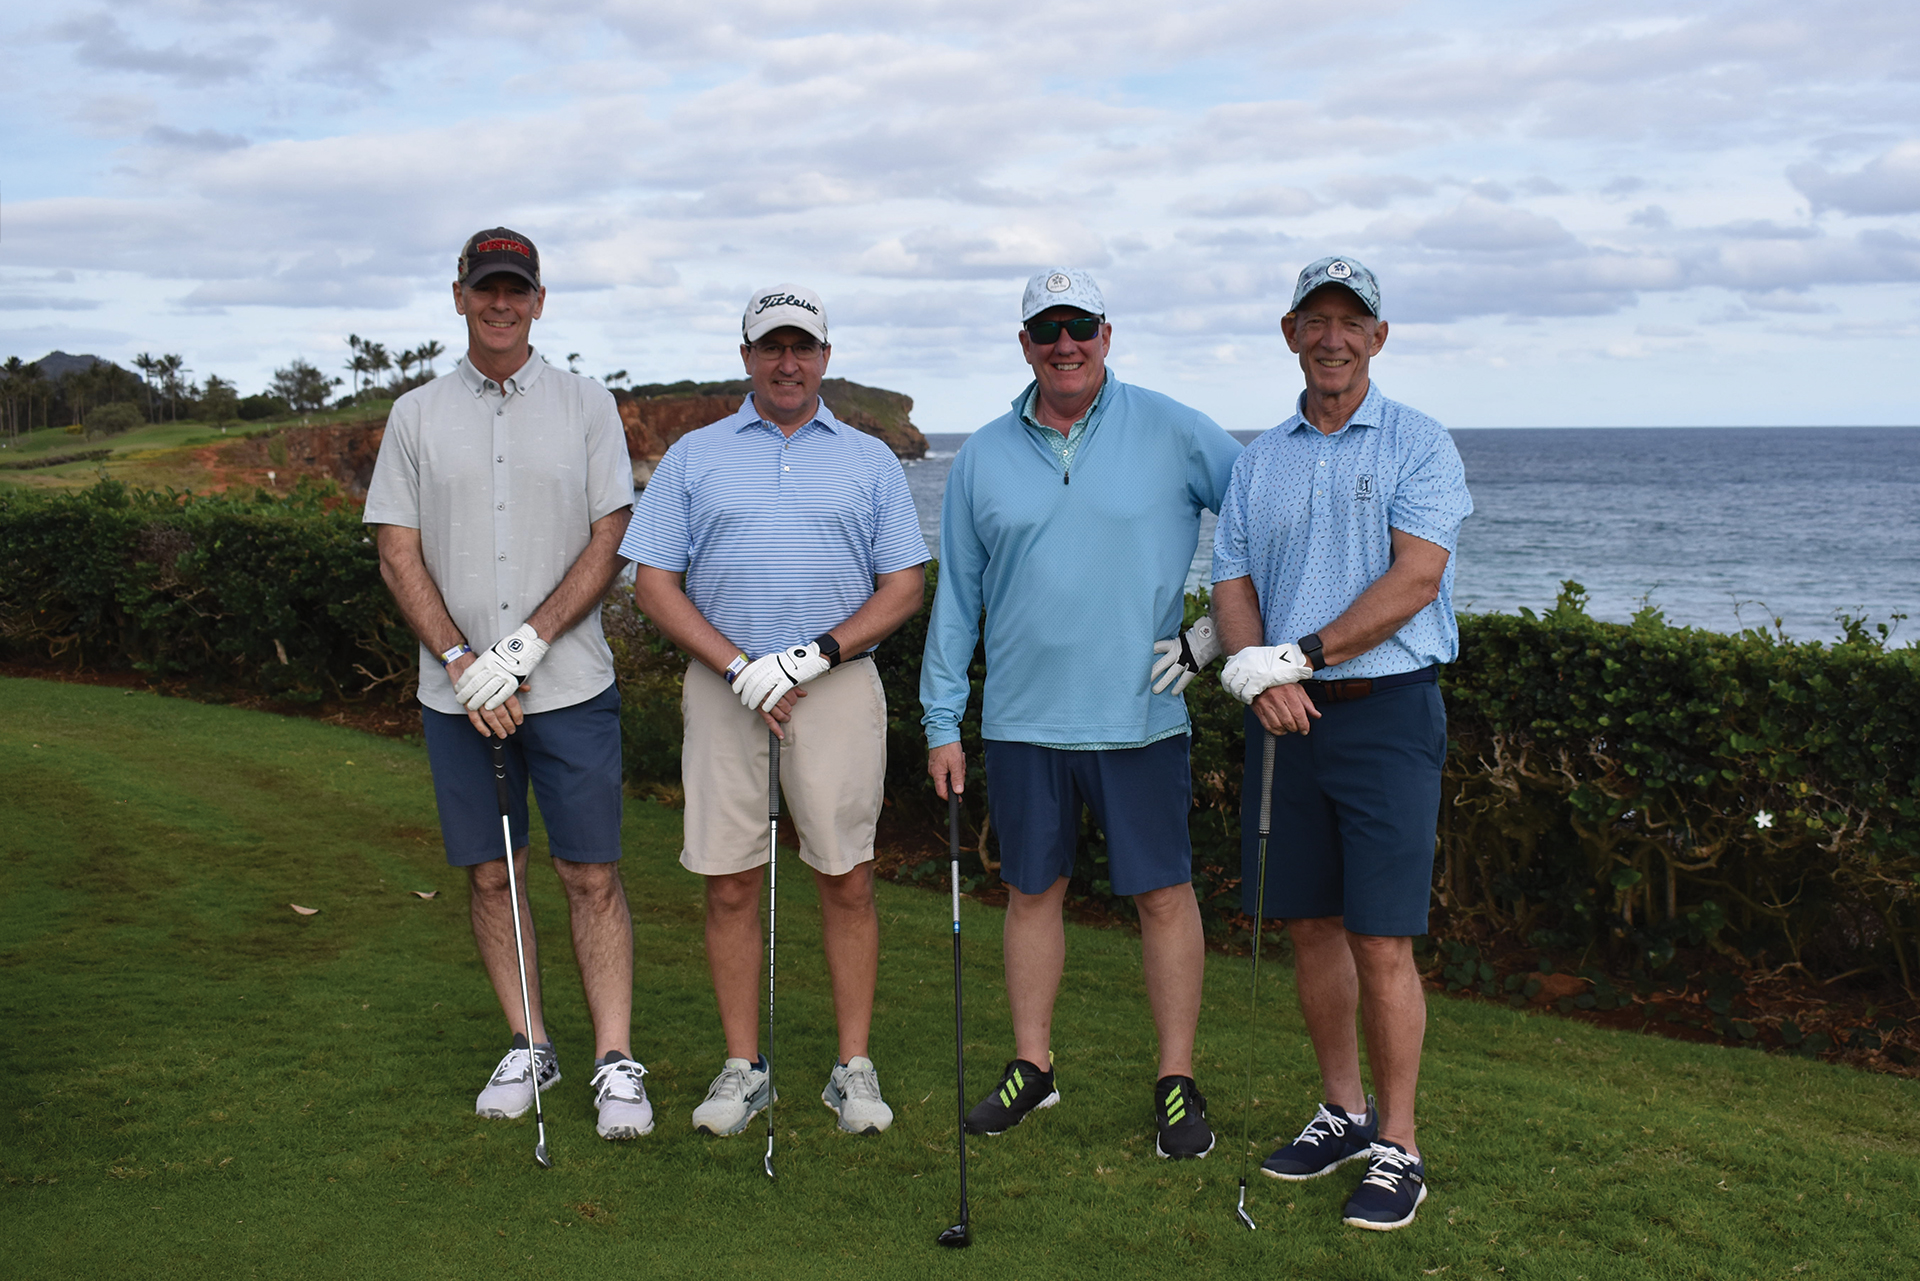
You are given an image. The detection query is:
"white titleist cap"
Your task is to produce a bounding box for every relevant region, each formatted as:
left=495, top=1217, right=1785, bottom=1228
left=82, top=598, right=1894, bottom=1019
left=1021, top=268, right=1106, bottom=322
left=743, top=284, right=828, bottom=343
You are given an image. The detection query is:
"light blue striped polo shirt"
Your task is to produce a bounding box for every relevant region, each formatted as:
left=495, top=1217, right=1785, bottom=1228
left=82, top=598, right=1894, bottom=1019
left=620, top=396, right=929, bottom=659
left=1211, top=382, right=1472, bottom=679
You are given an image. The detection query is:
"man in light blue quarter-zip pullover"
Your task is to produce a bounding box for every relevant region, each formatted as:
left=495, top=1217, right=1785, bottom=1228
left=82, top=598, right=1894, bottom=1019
left=920, top=268, right=1242, bottom=1160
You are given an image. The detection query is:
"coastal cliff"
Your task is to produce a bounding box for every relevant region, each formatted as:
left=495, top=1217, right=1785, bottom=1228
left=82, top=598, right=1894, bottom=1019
left=615, top=377, right=928, bottom=485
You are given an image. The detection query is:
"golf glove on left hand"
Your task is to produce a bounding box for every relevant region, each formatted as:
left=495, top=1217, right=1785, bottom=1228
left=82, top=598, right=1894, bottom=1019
left=454, top=623, right=549, bottom=712
left=735, top=642, right=832, bottom=713
left=1220, top=643, right=1314, bottom=704
left=1150, top=616, right=1222, bottom=695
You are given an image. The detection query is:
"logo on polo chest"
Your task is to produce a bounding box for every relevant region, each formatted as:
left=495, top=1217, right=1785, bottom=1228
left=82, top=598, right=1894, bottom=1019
left=1355, top=474, right=1375, bottom=501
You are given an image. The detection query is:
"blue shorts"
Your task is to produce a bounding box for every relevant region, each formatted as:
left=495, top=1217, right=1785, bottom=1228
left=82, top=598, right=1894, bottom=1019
left=984, top=736, right=1193, bottom=898
left=1240, top=681, right=1445, bottom=937
left=420, top=683, right=624, bottom=867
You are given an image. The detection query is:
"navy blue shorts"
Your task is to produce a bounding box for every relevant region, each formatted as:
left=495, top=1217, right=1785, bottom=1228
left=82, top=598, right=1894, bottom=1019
left=1240, top=681, right=1445, bottom=937
left=984, top=736, right=1193, bottom=898
left=420, top=683, right=624, bottom=867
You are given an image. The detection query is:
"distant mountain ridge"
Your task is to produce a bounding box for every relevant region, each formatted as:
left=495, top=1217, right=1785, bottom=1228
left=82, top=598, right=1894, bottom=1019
left=25, top=351, right=121, bottom=381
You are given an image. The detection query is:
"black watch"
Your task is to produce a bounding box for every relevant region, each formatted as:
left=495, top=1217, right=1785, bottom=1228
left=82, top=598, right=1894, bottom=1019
left=814, top=632, right=843, bottom=667
left=1298, top=632, right=1326, bottom=671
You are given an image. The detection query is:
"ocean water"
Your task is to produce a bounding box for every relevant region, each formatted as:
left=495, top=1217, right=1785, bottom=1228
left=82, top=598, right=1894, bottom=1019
left=902, top=426, right=1920, bottom=644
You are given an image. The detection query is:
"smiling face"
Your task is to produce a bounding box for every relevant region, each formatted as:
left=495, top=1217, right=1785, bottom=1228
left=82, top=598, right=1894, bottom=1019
left=1019, top=305, right=1111, bottom=414
left=453, top=273, right=544, bottom=376
left=1281, top=285, right=1386, bottom=409
left=741, top=325, right=830, bottom=431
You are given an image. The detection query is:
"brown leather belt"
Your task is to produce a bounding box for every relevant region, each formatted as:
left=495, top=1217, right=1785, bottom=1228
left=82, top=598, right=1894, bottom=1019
left=1302, top=664, right=1438, bottom=704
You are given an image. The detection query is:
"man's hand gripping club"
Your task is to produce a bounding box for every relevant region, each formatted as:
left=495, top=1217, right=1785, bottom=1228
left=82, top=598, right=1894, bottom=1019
left=454, top=623, right=550, bottom=712
left=735, top=642, right=832, bottom=713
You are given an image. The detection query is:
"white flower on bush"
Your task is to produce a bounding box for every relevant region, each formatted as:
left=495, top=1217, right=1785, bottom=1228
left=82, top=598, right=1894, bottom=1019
left=1754, top=810, right=1774, bottom=830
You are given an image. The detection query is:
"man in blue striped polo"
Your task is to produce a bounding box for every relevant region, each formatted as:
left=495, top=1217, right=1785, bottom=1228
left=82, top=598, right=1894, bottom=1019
left=624, top=285, right=928, bottom=1138
left=1213, top=256, right=1472, bottom=1231
left=921, top=268, right=1243, bottom=1160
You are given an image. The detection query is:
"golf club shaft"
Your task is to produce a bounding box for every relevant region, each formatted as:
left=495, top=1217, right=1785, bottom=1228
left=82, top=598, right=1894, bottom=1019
left=492, top=742, right=549, bottom=1165
left=1236, top=731, right=1277, bottom=1227
left=949, top=789, right=969, bottom=1231
left=764, top=730, right=781, bottom=1179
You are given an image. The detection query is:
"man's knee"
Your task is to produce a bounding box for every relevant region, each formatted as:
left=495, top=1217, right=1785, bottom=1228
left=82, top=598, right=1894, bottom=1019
left=1287, top=914, right=1347, bottom=947
left=1345, top=930, right=1416, bottom=977
left=553, top=856, right=625, bottom=906
left=468, top=855, right=517, bottom=898
left=704, top=868, right=761, bottom=917
left=814, top=863, right=876, bottom=914
left=1132, top=881, right=1196, bottom=923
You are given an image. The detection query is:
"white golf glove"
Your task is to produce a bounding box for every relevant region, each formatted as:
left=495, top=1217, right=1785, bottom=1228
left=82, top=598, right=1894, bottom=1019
left=735, top=642, right=832, bottom=713
left=454, top=623, right=549, bottom=712
left=1220, top=643, right=1314, bottom=705
left=1150, top=616, right=1222, bottom=695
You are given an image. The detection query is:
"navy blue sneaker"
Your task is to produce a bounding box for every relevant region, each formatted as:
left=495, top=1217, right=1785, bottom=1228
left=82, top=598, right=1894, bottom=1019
left=1341, top=1141, right=1428, bottom=1231
left=1260, top=1096, right=1376, bottom=1180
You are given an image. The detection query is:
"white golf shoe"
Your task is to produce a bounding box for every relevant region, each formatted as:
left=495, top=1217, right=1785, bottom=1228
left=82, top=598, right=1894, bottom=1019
left=591, top=1054, right=654, bottom=1139
left=690, top=1056, right=774, bottom=1135
left=475, top=1037, right=560, bottom=1119
left=822, top=1056, right=894, bottom=1135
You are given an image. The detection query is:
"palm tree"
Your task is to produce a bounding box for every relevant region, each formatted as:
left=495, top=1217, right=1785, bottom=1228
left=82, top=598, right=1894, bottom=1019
left=395, top=348, right=417, bottom=386
left=132, top=353, right=160, bottom=422
left=416, top=339, right=445, bottom=376
left=157, top=355, right=188, bottom=421
left=363, top=341, right=391, bottom=399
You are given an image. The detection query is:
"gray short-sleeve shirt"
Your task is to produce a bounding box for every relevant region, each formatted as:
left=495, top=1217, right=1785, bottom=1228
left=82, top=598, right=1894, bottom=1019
left=364, top=348, right=634, bottom=716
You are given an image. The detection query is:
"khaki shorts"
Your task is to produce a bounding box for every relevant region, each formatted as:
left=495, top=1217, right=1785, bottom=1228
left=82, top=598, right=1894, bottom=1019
left=680, top=658, right=886, bottom=877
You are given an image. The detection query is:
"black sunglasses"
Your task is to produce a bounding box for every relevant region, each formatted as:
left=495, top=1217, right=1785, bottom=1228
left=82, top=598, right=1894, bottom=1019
left=1024, top=316, right=1103, bottom=344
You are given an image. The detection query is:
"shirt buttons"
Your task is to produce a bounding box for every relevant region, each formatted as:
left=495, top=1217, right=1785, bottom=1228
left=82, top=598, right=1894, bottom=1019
left=500, top=602, right=509, bottom=610
left=1319, top=460, right=1327, bottom=467
left=496, top=455, right=504, bottom=463
left=783, top=465, right=791, bottom=472
left=498, top=555, right=506, bottom=562
left=496, top=503, right=505, bottom=511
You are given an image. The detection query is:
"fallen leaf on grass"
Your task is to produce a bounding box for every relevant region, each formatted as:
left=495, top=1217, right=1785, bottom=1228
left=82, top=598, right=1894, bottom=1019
left=411, top=890, right=438, bottom=899
left=291, top=904, right=319, bottom=915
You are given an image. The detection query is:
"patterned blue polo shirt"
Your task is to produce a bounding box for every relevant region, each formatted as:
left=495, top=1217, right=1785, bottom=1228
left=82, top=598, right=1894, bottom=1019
left=1211, top=382, right=1472, bottom=678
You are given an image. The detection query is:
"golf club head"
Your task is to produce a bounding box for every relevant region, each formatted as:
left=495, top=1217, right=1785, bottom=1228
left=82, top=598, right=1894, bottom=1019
left=763, top=1149, right=775, bottom=1180
left=937, top=1223, right=971, bottom=1249
left=1235, top=1180, right=1256, bottom=1231
left=534, top=1142, right=552, bottom=1169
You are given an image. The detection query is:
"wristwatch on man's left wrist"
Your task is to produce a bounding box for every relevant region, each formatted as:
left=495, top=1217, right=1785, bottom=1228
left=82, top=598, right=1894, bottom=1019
left=1298, top=632, right=1326, bottom=671
left=813, top=632, right=843, bottom=668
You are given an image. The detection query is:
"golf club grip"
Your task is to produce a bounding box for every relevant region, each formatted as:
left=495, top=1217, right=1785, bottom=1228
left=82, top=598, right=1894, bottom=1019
left=768, top=734, right=781, bottom=818
left=1257, top=732, right=1276, bottom=834
left=491, top=742, right=512, bottom=815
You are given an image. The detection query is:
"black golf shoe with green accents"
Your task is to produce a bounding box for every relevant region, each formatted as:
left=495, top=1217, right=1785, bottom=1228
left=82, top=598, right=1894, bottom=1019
left=964, top=1058, right=1058, bottom=1135
left=1153, top=1074, right=1215, bottom=1159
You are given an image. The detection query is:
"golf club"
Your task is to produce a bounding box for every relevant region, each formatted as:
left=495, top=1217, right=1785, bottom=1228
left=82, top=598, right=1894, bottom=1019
left=764, top=729, right=780, bottom=1180
left=491, top=741, right=552, bottom=1169
left=1235, top=731, right=1276, bottom=1230
left=936, top=788, right=972, bottom=1249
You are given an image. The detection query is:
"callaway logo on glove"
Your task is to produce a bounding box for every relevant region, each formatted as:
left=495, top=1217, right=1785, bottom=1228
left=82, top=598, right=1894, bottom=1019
left=1220, top=643, right=1314, bottom=704
left=735, top=642, right=831, bottom=713
left=454, top=623, right=549, bottom=711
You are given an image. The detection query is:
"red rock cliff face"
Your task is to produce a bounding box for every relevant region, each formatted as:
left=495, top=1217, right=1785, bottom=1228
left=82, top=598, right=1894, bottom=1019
left=615, top=380, right=928, bottom=484
left=219, top=420, right=388, bottom=497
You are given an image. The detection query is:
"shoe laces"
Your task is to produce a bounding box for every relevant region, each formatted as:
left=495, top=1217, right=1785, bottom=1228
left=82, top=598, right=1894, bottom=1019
left=703, top=1062, right=759, bottom=1103
left=1292, top=1103, right=1352, bottom=1149
left=837, top=1062, right=882, bottom=1102
left=591, top=1058, right=647, bottom=1103
left=488, top=1047, right=540, bottom=1086
left=1358, top=1143, right=1417, bottom=1193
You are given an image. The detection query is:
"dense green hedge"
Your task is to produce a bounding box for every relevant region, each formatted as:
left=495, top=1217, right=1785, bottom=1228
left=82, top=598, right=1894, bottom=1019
left=7, top=482, right=1915, bottom=989
left=0, top=480, right=414, bottom=702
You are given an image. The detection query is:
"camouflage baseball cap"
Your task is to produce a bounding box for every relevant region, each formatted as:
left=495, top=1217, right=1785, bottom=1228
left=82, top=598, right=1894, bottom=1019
left=1290, top=256, right=1380, bottom=316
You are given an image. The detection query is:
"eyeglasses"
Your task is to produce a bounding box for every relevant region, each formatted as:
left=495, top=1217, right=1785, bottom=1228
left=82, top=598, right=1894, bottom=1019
left=749, top=339, right=825, bottom=361
left=1024, top=316, right=1104, bottom=345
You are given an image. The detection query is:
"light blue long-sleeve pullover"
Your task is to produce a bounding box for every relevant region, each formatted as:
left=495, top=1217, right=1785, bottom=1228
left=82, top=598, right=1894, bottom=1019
left=919, top=375, right=1242, bottom=748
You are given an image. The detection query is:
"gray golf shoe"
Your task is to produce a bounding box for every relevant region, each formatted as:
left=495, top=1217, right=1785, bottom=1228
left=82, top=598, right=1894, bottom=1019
left=691, top=1056, right=774, bottom=1135
left=475, top=1035, right=560, bottom=1119
left=591, top=1054, right=654, bottom=1139
left=822, top=1056, right=894, bottom=1135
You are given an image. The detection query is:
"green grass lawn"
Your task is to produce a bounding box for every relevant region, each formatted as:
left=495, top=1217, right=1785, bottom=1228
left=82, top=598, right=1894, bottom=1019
left=2, top=677, right=1914, bottom=1279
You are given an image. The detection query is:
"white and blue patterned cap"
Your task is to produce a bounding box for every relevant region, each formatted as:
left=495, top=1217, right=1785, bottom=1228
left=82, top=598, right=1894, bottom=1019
left=1021, top=268, right=1106, bottom=322
left=1290, top=256, right=1381, bottom=317
left=743, top=284, right=828, bottom=343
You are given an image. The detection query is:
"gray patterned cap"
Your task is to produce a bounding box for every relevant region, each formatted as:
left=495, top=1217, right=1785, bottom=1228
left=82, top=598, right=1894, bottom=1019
left=1290, top=256, right=1381, bottom=316
left=1021, top=268, right=1106, bottom=322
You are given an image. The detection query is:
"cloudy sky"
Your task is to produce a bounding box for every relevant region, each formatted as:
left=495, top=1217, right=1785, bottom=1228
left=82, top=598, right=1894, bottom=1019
left=4, top=0, right=1918, bottom=432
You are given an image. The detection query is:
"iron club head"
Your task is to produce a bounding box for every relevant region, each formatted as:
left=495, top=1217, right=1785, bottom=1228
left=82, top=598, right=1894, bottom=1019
left=1235, top=1179, right=1256, bottom=1231
left=535, top=1142, right=552, bottom=1169
left=936, top=1223, right=971, bottom=1248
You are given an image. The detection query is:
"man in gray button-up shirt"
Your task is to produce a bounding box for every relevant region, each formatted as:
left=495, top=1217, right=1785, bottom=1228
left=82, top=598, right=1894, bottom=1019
left=364, top=227, right=649, bottom=1141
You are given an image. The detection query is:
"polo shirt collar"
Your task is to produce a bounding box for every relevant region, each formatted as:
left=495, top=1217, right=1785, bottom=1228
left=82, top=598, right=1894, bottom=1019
left=1285, top=380, right=1385, bottom=436
left=732, top=393, right=844, bottom=436
left=457, top=347, right=546, bottom=398
left=1014, top=369, right=1112, bottom=430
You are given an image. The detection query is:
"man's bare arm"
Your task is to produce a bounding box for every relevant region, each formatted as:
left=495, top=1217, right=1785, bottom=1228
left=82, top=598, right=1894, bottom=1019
left=526, top=506, right=633, bottom=643
left=374, top=524, right=520, bottom=738
left=1215, top=574, right=1318, bottom=735
left=1315, top=528, right=1449, bottom=668
left=821, top=564, right=925, bottom=655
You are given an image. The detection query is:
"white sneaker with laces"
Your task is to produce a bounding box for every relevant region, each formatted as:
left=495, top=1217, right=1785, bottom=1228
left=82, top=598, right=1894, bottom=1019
left=690, top=1057, right=774, bottom=1135
left=475, top=1039, right=560, bottom=1119
left=591, top=1055, right=654, bottom=1139
left=822, top=1056, right=894, bottom=1135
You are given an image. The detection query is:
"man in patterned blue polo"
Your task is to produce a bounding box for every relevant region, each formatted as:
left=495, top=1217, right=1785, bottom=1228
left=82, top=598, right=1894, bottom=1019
left=623, top=284, right=928, bottom=1139
left=1212, top=256, right=1472, bottom=1231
